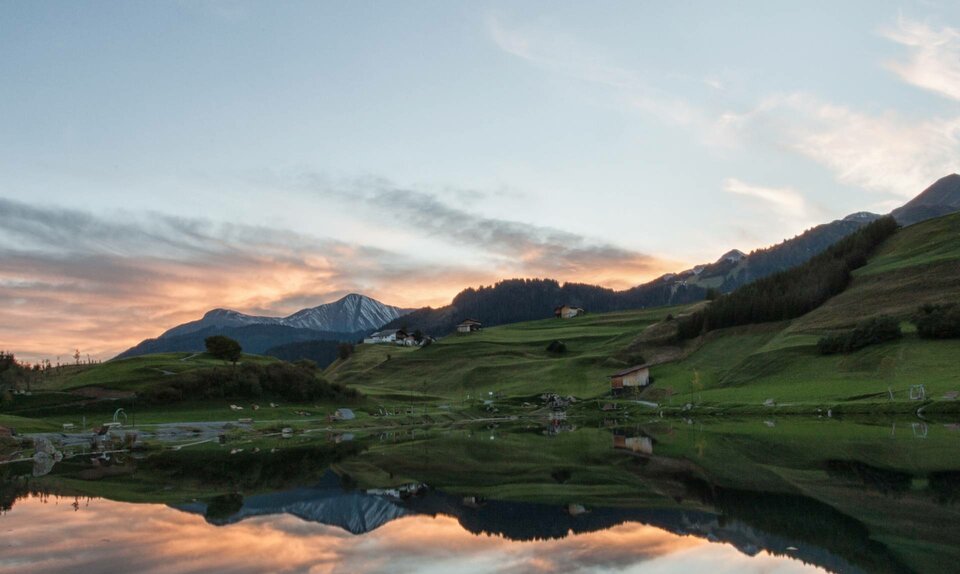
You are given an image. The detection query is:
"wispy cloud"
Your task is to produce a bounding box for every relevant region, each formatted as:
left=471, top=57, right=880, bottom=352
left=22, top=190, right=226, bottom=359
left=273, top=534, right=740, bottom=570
left=718, top=93, right=960, bottom=198
left=487, top=15, right=703, bottom=127
left=722, top=178, right=820, bottom=219
left=296, top=174, right=675, bottom=287
left=881, top=17, right=960, bottom=101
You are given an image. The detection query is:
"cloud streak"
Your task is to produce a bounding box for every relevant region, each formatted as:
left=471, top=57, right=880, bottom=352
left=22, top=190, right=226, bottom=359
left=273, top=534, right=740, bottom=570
left=882, top=18, right=960, bottom=101
left=296, top=174, right=674, bottom=287
left=722, top=178, right=818, bottom=219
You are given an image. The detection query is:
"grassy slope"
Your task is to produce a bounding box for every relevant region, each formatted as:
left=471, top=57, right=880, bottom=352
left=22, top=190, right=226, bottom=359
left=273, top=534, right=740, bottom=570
left=327, top=307, right=687, bottom=400
left=37, top=352, right=279, bottom=392
left=331, top=213, right=960, bottom=408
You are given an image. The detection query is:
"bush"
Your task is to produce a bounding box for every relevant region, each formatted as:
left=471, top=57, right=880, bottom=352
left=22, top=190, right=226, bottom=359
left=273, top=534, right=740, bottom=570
left=912, top=304, right=960, bottom=339
left=817, top=315, right=902, bottom=355
left=545, top=340, right=567, bottom=354
left=205, top=335, right=242, bottom=364
left=337, top=343, right=355, bottom=361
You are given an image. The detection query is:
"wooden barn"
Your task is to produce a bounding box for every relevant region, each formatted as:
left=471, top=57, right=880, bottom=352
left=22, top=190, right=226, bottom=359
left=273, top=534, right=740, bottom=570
left=554, top=305, right=585, bottom=319
left=609, top=364, right=651, bottom=391
left=456, top=319, right=483, bottom=334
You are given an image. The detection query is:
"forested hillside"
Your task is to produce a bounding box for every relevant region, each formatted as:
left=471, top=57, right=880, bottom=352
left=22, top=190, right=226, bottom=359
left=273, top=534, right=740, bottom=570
left=676, top=216, right=900, bottom=338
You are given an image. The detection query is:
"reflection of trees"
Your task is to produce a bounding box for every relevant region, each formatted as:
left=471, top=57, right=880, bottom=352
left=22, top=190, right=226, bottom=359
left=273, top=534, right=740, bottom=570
left=137, top=442, right=365, bottom=492
left=709, top=486, right=913, bottom=574
left=205, top=493, right=245, bottom=520
left=928, top=471, right=960, bottom=504
left=825, top=460, right=913, bottom=497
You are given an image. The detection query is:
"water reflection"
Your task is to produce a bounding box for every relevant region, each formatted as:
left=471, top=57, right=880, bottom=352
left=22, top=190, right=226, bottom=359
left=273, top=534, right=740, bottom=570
left=1, top=496, right=821, bottom=574
left=1, top=418, right=958, bottom=573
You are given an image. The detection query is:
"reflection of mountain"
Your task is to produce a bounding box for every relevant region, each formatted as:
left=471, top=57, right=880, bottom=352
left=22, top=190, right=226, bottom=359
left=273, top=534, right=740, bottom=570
left=176, top=471, right=871, bottom=574
left=178, top=472, right=412, bottom=534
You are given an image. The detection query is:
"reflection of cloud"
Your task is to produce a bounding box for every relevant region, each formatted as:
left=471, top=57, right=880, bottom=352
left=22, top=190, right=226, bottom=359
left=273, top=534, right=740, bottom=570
left=881, top=18, right=960, bottom=101
left=0, top=496, right=822, bottom=574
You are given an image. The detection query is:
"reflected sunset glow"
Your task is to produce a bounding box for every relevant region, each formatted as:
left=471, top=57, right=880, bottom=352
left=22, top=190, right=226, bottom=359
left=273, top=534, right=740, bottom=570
left=0, top=496, right=824, bottom=574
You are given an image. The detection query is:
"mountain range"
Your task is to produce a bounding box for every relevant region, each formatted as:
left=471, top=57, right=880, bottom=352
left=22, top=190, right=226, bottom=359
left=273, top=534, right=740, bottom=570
left=120, top=174, right=960, bottom=360
left=384, top=173, right=960, bottom=335
left=117, top=294, right=410, bottom=360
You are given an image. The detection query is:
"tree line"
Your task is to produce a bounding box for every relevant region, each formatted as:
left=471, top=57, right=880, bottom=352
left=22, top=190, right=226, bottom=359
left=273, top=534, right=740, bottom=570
left=388, top=277, right=706, bottom=335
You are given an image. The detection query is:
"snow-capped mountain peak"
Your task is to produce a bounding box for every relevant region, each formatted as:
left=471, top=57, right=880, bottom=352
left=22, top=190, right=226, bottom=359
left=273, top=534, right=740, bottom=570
left=159, top=294, right=410, bottom=339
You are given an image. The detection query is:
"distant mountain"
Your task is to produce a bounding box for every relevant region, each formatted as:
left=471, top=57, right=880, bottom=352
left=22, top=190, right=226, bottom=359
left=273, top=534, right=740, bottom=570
left=389, top=174, right=960, bottom=336
left=891, top=173, right=960, bottom=226
left=116, top=324, right=364, bottom=360
left=161, top=294, right=409, bottom=338
left=384, top=216, right=889, bottom=335
left=116, top=294, right=409, bottom=360
left=682, top=212, right=882, bottom=293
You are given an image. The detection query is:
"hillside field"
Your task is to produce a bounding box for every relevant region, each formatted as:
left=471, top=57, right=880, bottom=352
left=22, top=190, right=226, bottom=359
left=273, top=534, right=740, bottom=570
left=329, top=212, right=960, bottom=411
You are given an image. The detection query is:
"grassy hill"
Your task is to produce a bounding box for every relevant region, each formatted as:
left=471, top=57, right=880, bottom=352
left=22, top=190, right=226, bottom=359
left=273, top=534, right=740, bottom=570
left=326, top=306, right=691, bottom=400
left=330, top=212, right=960, bottom=410
left=37, top=352, right=279, bottom=393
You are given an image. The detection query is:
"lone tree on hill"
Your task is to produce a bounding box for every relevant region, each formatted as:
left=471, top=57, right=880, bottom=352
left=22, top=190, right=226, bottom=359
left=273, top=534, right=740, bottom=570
left=205, top=335, right=242, bottom=365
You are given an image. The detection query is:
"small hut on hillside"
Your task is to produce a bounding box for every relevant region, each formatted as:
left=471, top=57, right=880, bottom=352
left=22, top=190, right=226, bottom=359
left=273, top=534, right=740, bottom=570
left=554, top=305, right=585, bottom=319
left=456, top=319, right=483, bottom=334
left=609, top=364, right=651, bottom=392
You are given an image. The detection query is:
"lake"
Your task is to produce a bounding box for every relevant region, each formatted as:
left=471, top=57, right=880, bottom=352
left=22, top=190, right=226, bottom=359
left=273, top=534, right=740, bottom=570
left=2, top=417, right=958, bottom=573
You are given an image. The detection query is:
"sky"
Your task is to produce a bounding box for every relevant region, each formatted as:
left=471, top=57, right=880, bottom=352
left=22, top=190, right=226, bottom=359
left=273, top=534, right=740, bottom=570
left=3, top=1, right=960, bottom=360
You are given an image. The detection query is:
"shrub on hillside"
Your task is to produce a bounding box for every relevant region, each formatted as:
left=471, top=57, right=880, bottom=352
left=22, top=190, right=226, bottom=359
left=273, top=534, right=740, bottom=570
left=141, top=361, right=358, bottom=404
left=816, top=315, right=902, bottom=355
left=337, top=343, right=355, bottom=361
left=912, top=304, right=960, bottom=339
left=205, top=335, right=242, bottom=364
left=546, top=340, right=567, bottom=354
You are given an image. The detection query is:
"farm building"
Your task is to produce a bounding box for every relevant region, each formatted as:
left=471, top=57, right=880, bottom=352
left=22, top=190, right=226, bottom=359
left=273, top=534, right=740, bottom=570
left=609, top=364, right=651, bottom=390
left=554, top=305, right=585, bottom=319
left=456, top=319, right=483, bottom=334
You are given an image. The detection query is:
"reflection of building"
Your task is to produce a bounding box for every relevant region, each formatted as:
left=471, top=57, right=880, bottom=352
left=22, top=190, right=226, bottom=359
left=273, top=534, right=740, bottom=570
left=613, top=432, right=653, bottom=455
left=609, top=364, right=651, bottom=391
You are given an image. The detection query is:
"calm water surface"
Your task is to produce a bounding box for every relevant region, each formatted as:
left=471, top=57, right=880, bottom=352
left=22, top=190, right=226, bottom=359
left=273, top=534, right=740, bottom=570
left=1, top=418, right=958, bottom=573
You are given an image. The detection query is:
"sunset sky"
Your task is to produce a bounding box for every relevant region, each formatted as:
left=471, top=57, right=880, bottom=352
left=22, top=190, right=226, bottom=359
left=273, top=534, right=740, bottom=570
left=3, top=1, right=960, bottom=360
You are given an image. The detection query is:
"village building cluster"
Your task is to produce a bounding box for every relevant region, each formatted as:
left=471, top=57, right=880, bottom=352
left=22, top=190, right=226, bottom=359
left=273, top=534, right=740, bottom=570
left=363, top=329, right=433, bottom=346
